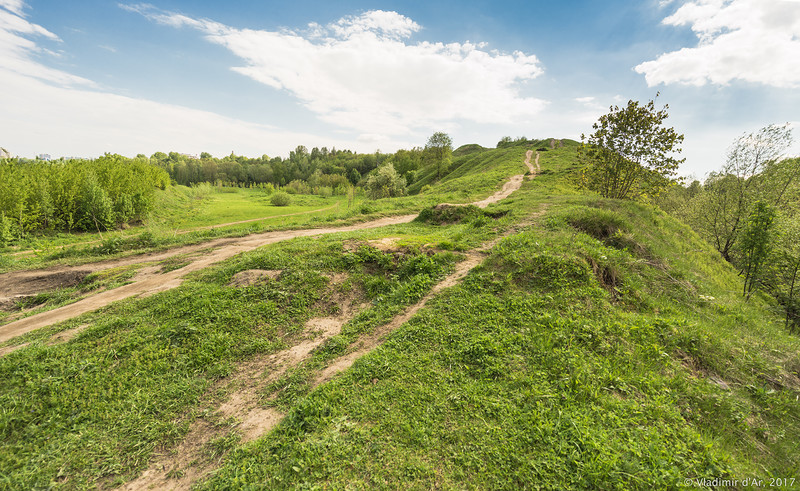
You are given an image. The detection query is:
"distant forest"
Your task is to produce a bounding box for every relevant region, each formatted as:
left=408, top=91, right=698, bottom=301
left=149, top=146, right=424, bottom=193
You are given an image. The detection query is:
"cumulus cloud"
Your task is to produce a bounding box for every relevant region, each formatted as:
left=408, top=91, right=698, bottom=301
left=124, top=4, right=547, bottom=137
left=635, top=0, right=800, bottom=88
left=0, top=3, right=362, bottom=157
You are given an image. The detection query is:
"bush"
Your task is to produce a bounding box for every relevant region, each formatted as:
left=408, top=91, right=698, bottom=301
left=270, top=191, right=291, bottom=207
left=365, top=163, right=406, bottom=199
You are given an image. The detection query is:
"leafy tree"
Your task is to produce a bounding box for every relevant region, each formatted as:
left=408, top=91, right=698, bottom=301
left=424, top=132, right=453, bottom=180
left=693, top=124, right=794, bottom=261
left=579, top=97, right=684, bottom=200
left=739, top=201, right=777, bottom=299
left=348, top=168, right=362, bottom=185
left=770, top=214, right=800, bottom=330
left=365, top=162, right=406, bottom=199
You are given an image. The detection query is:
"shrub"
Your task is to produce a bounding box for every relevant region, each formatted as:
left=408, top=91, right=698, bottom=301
left=365, top=163, right=406, bottom=199
left=270, top=191, right=291, bottom=207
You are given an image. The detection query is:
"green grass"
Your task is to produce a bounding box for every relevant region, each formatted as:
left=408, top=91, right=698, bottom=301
left=0, top=227, right=481, bottom=488
left=148, top=185, right=342, bottom=230
left=198, top=188, right=800, bottom=490
left=1, top=143, right=798, bottom=489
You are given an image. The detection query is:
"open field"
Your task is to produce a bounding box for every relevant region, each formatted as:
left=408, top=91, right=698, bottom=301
left=1, top=142, right=798, bottom=489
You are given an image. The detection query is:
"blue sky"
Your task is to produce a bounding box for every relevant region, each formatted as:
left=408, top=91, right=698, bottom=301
left=1, top=0, right=799, bottom=177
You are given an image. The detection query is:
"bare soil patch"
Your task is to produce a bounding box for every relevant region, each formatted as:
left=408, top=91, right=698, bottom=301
left=228, top=269, right=283, bottom=287
left=0, top=270, right=91, bottom=309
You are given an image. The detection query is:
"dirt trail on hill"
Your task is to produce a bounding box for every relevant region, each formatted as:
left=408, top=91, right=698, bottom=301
left=447, top=150, right=537, bottom=209
left=121, top=153, right=545, bottom=490
left=122, top=203, right=550, bottom=490
left=0, top=215, right=415, bottom=344
left=123, top=251, right=487, bottom=491
left=0, top=153, right=539, bottom=345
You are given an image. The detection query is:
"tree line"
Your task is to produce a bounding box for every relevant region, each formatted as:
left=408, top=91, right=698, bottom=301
left=0, top=133, right=457, bottom=245
left=150, top=145, right=424, bottom=192
left=0, top=155, right=169, bottom=244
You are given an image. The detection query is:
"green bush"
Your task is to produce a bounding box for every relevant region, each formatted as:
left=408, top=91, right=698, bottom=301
left=270, top=191, right=291, bottom=207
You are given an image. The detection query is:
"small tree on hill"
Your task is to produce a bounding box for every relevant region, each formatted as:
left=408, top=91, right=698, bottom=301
left=740, top=201, right=777, bottom=300
left=365, top=162, right=406, bottom=199
left=579, top=97, right=684, bottom=200
left=424, top=132, right=453, bottom=180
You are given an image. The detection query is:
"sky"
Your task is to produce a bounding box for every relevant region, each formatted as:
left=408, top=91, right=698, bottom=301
left=1, top=0, right=799, bottom=177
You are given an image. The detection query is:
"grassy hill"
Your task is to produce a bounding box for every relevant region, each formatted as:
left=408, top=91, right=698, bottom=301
left=0, top=143, right=798, bottom=489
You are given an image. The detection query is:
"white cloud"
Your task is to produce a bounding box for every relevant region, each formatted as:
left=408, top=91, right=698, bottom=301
left=635, top=0, right=800, bottom=88
left=0, top=7, right=95, bottom=87
left=125, top=5, right=547, bottom=139
left=0, top=67, right=362, bottom=158
left=0, top=0, right=26, bottom=16
left=0, top=4, right=370, bottom=158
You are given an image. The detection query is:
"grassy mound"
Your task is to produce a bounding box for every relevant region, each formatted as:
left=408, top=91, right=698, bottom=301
left=453, top=143, right=488, bottom=157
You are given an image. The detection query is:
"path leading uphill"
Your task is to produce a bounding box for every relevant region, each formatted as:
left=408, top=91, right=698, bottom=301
left=0, top=153, right=540, bottom=345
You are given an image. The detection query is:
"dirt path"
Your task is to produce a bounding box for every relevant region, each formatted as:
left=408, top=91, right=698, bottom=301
left=0, top=153, right=539, bottom=345
left=120, top=198, right=550, bottom=489
left=446, top=150, right=538, bottom=209
left=0, top=215, right=416, bottom=344
left=7, top=204, right=338, bottom=258
left=123, top=252, right=486, bottom=491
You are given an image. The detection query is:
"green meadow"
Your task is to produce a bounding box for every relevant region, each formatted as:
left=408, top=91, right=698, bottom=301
left=0, top=141, right=798, bottom=489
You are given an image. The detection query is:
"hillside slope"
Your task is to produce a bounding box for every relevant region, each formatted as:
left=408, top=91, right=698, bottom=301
left=202, top=144, right=800, bottom=488
left=0, top=142, right=798, bottom=489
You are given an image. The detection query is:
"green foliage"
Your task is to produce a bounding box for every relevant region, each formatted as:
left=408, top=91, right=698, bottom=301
left=579, top=97, right=684, bottom=200
left=414, top=204, right=503, bottom=225
left=424, top=132, right=454, bottom=180
left=364, top=163, right=406, bottom=199
left=739, top=201, right=776, bottom=299
left=453, top=144, right=487, bottom=156
left=681, top=125, right=795, bottom=262
left=270, top=191, right=292, bottom=207
left=0, top=155, right=169, bottom=243
left=658, top=125, right=800, bottom=325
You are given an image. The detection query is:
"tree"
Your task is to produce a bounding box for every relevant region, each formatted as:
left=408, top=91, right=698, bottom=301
left=424, top=132, right=453, bottom=180
left=739, top=201, right=777, bottom=300
left=695, top=124, right=794, bottom=261
left=770, top=213, right=800, bottom=330
left=579, top=97, right=684, bottom=200
left=364, top=162, right=406, bottom=199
